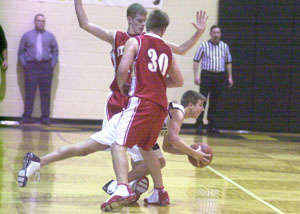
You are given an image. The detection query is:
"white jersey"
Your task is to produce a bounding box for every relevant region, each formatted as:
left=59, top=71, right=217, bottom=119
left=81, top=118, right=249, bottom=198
left=160, top=102, right=185, bottom=136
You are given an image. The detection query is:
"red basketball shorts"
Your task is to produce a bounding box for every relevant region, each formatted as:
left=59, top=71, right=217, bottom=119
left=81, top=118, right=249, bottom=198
left=115, top=96, right=167, bottom=151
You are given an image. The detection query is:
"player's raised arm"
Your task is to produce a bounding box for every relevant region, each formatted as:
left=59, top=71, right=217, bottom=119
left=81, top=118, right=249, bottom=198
left=74, top=0, right=115, bottom=45
left=165, top=10, right=208, bottom=55
left=165, top=57, right=184, bottom=88
left=117, top=38, right=138, bottom=95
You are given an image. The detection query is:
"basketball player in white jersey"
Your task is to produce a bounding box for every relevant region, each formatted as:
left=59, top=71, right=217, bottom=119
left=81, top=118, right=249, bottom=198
left=17, top=89, right=208, bottom=205
left=101, top=90, right=209, bottom=204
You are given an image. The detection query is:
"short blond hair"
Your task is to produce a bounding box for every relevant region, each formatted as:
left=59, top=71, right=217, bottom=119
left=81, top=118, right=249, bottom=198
left=127, top=3, right=147, bottom=18
left=181, top=90, right=206, bottom=107
left=146, top=9, right=169, bottom=32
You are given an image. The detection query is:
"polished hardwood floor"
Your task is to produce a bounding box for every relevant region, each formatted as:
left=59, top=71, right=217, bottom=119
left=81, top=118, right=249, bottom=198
left=0, top=122, right=299, bottom=214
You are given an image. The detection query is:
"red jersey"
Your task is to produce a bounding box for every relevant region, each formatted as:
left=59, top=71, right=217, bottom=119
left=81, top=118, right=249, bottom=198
left=110, top=31, right=142, bottom=91
left=129, top=33, right=173, bottom=110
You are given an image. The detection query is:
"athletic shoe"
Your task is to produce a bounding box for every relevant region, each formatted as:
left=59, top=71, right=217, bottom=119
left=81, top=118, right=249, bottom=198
left=144, top=188, right=170, bottom=206
left=102, top=176, right=149, bottom=200
left=131, top=176, right=149, bottom=202
left=102, top=180, right=118, bottom=195
left=101, top=184, right=136, bottom=212
left=18, top=152, right=40, bottom=187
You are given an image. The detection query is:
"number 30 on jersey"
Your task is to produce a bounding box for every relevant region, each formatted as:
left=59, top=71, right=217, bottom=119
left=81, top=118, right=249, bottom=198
left=147, top=48, right=169, bottom=76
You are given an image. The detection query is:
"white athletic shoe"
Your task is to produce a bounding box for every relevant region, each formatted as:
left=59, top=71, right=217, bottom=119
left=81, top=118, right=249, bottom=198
left=144, top=188, right=170, bottom=206
left=102, top=176, right=149, bottom=202
left=101, top=184, right=136, bottom=212
left=102, top=180, right=118, bottom=195
left=18, top=152, right=40, bottom=187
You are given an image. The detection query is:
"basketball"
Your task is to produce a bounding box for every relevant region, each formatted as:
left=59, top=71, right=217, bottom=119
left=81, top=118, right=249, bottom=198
left=188, top=143, right=213, bottom=168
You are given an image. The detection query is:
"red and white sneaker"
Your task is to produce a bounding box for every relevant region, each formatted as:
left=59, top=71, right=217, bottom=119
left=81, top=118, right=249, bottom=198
left=100, top=184, right=136, bottom=212
left=144, top=188, right=170, bottom=206
left=130, top=176, right=149, bottom=202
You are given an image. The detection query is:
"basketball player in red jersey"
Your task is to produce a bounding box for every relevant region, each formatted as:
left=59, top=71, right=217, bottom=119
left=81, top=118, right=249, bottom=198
left=75, top=0, right=208, bottom=203
left=17, top=3, right=208, bottom=207
left=74, top=0, right=208, bottom=127
left=101, top=9, right=183, bottom=211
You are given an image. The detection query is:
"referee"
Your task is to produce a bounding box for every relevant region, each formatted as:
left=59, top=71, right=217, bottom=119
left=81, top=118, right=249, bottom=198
left=193, top=25, right=233, bottom=134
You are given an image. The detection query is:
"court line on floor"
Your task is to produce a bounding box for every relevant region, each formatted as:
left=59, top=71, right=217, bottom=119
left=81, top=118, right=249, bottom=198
left=207, top=166, right=284, bottom=214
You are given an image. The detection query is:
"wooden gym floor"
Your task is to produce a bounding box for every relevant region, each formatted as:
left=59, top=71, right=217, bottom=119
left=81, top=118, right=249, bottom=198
left=0, top=122, right=300, bottom=214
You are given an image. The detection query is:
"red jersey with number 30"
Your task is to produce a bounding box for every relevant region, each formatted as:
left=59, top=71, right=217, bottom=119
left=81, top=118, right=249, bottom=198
left=129, top=33, right=173, bottom=111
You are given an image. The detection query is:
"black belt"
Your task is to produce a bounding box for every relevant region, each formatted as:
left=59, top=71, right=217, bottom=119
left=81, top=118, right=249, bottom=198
left=202, top=70, right=225, bottom=74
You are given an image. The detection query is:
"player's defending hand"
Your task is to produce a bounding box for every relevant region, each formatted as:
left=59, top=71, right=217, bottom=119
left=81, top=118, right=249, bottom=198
left=192, top=10, right=208, bottom=34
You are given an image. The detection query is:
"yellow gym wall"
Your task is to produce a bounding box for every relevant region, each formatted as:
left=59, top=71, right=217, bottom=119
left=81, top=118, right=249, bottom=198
left=0, top=0, right=218, bottom=122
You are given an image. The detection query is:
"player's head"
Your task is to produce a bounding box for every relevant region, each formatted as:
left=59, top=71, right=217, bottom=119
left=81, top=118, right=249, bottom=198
left=127, top=3, right=148, bottom=35
left=146, top=9, right=169, bottom=37
left=34, top=14, right=45, bottom=31
left=210, top=25, right=221, bottom=43
left=181, top=90, right=206, bottom=119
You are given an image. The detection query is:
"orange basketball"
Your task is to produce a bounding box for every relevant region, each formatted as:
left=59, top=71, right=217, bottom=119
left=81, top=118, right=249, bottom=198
left=188, top=143, right=213, bottom=168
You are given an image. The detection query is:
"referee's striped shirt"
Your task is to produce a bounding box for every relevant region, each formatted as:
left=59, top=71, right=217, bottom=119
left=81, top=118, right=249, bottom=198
left=194, top=40, right=232, bottom=73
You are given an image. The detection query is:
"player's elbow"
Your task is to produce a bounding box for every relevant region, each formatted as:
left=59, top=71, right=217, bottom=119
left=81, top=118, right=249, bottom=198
left=78, top=21, right=89, bottom=31
left=162, top=140, right=174, bottom=154
left=162, top=136, right=178, bottom=152
left=173, top=79, right=184, bottom=87
left=162, top=142, right=170, bottom=153
left=176, top=73, right=184, bottom=87
left=79, top=23, right=88, bottom=31
left=159, top=157, right=166, bottom=169
left=178, top=79, right=184, bottom=87
left=168, top=135, right=179, bottom=145
left=169, top=77, right=184, bottom=88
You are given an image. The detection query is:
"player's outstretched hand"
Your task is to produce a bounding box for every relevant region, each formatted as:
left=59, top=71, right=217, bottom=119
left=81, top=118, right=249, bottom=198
left=192, top=10, right=208, bottom=34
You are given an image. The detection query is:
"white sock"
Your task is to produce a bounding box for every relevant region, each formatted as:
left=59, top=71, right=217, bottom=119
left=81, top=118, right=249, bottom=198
left=27, top=162, right=40, bottom=178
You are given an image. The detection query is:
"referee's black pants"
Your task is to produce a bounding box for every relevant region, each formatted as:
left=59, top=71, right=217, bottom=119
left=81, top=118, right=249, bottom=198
left=196, top=70, right=226, bottom=129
